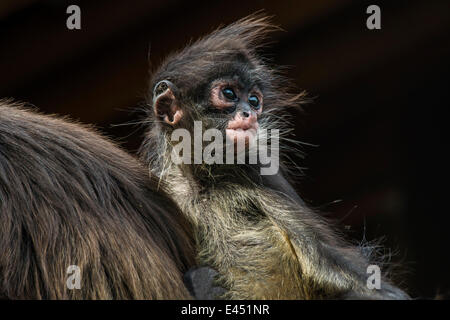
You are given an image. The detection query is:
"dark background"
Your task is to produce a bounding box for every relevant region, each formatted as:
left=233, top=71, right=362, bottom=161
left=0, top=0, right=449, bottom=298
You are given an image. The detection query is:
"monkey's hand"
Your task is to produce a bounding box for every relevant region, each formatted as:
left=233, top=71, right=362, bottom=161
left=183, top=266, right=227, bottom=300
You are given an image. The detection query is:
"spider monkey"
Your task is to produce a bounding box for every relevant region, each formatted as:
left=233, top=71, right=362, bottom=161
left=0, top=101, right=195, bottom=299
left=140, top=15, right=410, bottom=299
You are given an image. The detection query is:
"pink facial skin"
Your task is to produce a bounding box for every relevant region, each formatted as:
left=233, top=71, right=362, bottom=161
left=210, top=85, right=236, bottom=110
left=210, top=80, right=263, bottom=146
left=226, top=112, right=259, bottom=146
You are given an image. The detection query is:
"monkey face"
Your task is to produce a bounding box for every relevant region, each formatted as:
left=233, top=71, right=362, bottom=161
left=148, top=14, right=304, bottom=168
left=209, top=78, right=263, bottom=147
left=152, top=74, right=264, bottom=151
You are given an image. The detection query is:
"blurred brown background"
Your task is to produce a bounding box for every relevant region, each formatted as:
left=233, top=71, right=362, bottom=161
left=1, top=0, right=449, bottom=298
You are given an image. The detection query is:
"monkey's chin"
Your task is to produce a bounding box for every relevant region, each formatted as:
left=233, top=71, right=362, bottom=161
left=225, top=128, right=258, bottom=149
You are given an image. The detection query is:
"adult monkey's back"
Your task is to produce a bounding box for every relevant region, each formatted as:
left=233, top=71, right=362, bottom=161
left=0, top=101, right=195, bottom=299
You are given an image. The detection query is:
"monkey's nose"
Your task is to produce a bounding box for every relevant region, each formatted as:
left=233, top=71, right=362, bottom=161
left=242, top=111, right=250, bottom=118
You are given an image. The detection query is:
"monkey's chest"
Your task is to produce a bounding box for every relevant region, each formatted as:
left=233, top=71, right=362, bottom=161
left=196, top=215, right=307, bottom=299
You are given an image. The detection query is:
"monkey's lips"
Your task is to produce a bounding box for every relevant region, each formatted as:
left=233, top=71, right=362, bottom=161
left=225, top=121, right=259, bottom=146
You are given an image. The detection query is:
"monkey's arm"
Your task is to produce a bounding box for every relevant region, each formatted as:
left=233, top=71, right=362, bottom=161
left=260, top=169, right=305, bottom=207
left=257, top=190, right=409, bottom=300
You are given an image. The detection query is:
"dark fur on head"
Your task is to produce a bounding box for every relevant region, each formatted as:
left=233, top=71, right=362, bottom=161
left=142, top=14, right=305, bottom=180
left=148, top=14, right=303, bottom=119
left=141, top=14, right=410, bottom=299
left=0, top=100, right=195, bottom=299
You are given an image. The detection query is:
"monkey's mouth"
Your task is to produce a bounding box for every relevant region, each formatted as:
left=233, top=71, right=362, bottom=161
left=225, top=121, right=259, bottom=146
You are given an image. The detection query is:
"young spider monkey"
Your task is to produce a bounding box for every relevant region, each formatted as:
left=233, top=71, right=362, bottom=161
left=141, top=15, right=410, bottom=299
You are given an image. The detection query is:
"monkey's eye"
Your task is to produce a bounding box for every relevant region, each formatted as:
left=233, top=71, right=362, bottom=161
left=248, top=95, right=260, bottom=109
left=222, top=88, right=237, bottom=101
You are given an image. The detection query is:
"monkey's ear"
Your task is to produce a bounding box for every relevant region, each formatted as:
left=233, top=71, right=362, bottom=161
left=153, top=80, right=183, bottom=126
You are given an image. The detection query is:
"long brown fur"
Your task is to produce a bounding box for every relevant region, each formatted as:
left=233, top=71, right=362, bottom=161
left=141, top=14, right=410, bottom=299
left=0, top=100, right=195, bottom=299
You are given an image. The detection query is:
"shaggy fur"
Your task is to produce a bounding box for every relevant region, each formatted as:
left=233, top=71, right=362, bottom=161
left=140, top=15, right=410, bottom=299
left=0, top=101, right=195, bottom=299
